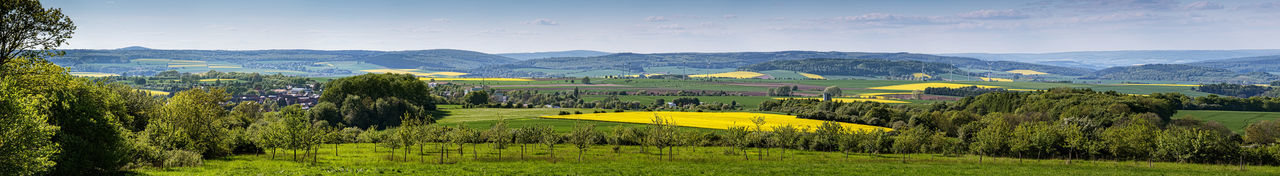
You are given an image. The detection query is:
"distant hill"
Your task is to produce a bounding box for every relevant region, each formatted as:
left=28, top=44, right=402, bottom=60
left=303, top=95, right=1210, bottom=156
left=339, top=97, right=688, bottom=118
left=116, top=46, right=152, bottom=50
left=942, top=49, right=1280, bottom=70
left=50, top=48, right=516, bottom=70
left=1082, top=64, right=1278, bottom=83
left=739, top=58, right=960, bottom=78
left=364, top=49, right=517, bottom=69
left=1195, top=55, right=1280, bottom=73
left=499, top=51, right=1090, bottom=76
left=497, top=50, right=611, bottom=60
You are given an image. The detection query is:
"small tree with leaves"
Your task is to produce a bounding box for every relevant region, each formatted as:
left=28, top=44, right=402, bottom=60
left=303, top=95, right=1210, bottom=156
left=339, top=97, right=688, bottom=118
left=568, top=122, right=598, bottom=162
left=487, top=119, right=512, bottom=160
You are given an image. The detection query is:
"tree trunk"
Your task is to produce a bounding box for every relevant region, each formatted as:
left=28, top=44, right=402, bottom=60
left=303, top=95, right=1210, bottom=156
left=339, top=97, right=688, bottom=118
left=293, top=149, right=298, bottom=162
left=335, top=143, right=340, bottom=156
left=472, top=143, right=478, bottom=160
left=439, top=143, right=446, bottom=164
left=521, top=144, right=526, bottom=160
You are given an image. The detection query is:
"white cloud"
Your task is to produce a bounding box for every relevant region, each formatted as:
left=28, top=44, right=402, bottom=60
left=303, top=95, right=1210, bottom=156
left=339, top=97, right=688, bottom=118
left=523, top=18, right=559, bottom=25
left=645, top=16, right=668, bottom=22
left=722, top=14, right=738, bottom=19
left=1182, top=1, right=1224, bottom=10
left=432, top=18, right=452, bottom=23
left=957, top=9, right=1031, bottom=20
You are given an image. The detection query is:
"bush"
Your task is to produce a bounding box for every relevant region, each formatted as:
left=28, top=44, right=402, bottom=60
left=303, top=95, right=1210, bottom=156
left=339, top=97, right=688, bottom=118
left=574, top=111, right=583, bottom=114
left=162, top=150, right=204, bottom=167
left=559, top=111, right=571, bottom=115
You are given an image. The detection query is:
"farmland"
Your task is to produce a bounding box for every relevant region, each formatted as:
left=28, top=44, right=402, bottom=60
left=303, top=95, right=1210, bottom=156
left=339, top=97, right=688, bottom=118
left=1175, top=110, right=1280, bottom=133
left=541, top=111, right=892, bottom=132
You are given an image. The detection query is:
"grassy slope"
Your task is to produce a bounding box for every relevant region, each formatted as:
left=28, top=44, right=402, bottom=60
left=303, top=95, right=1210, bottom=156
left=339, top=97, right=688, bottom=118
left=1174, top=110, right=1280, bottom=133
left=140, top=143, right=1279, bottom=175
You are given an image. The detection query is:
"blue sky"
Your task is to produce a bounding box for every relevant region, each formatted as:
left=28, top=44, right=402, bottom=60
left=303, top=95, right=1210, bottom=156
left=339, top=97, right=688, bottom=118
left=43, top=0, right=1280, bottom=53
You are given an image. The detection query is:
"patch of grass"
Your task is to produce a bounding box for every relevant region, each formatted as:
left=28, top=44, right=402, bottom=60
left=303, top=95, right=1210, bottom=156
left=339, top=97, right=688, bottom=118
left=1174, top=110, right=1280, bottom=133
left=138, top=142, right=1280, bottom=175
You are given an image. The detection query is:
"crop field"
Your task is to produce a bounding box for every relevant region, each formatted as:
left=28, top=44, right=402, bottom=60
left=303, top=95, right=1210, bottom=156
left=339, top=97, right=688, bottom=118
left=979, top=77, right=1014, bottom=82
left=419, top=78, right=534, bottom=81
left=1006, top=70, right=1048, bottom=75
left=69, top=72, right=120, bottom=77
left=869, top=83, right=1002, bottom=91
left=773, top=97, right=909, bottom=104
left=581, top=95, right=772, bottom=109
left=1174, top=110, right=1280, bottom=133
left=542, top=111, right=891, bottom=132
left=1117, top=83, right=1200, bottom=87
left=798, top=72, right=824, bottom=79
left=138, top=89, right=169, bottom=96
left=690, top=71, right=767, bottom=79
left=361, top=69, right=470, bottom=77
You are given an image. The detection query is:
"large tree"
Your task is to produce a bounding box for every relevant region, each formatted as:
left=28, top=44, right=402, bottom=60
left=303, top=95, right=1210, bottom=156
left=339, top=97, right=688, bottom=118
left=1, top=0, right=76, bottom=73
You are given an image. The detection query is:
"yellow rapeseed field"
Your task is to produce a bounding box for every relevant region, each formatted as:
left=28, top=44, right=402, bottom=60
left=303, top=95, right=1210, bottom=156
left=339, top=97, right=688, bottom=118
left=69, top=72, right=120, bottom=77
left=1116, top=83, right=1200, bottom=87
left=773, top=97, right=909, bottom=104
left=138, top=89, right=169, bottom=96
left=362, top=69, right=470, bottom=77
left=912, top=73, right=932, bottom=79
left=1006, top=69, right=1048, bottom=75
left=689, top=71, right=766, bottom=79
left=979, top=77, right=1014, bottom=82
left=798, top=72, right=825, bottom=79
left=869, top=83, right=1001, bottom=91
left=542, top=111, right=891, bottom=132
left=418, top=77, right=534, bottom=81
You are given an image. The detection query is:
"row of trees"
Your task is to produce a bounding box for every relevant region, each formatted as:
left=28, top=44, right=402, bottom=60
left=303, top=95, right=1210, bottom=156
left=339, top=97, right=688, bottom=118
left=1193, top=83, right=1277, bottom=98
left=923, top=86, right=1009, bottom=97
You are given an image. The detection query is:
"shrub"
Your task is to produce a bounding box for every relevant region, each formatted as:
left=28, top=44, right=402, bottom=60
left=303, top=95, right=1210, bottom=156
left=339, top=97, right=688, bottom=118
left=162, top=150, right=204, bottom=167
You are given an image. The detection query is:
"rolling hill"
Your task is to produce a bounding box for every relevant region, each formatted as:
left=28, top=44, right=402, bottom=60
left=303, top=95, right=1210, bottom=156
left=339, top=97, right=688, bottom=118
left=943, top=49, right=1280, bottom=70
left=496, top=51, right=1090, bottom=76
left=739, top=58, right=960, bottom=78
left=49, top=48, right=517, bottom=72
left=1195, top=55, right=1280, bottom=73
left=1082, top=64, right=1279, bottom=83
left=497, top=50, right=611, bottom=60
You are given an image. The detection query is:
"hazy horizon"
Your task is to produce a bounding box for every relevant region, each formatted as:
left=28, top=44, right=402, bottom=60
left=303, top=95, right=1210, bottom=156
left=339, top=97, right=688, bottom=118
left=45, top=0, right=1280, bottom=54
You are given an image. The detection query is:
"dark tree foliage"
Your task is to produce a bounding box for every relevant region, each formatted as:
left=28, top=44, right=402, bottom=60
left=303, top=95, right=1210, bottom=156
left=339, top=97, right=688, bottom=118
left=1152, top=93, right=1280, bottom=112
left=1, top=0, right=77, bottom=70
left=671, top=97, right=701, bottom=107
left=1193, top=83, right=1273, bottom=98
left=740, top=58, right=960, bottom=78
left=322, top=73, right=438, bottom=129
left=762, top=88, right=1177, bottom=130
left=923, top=86, right=1008, bottom=97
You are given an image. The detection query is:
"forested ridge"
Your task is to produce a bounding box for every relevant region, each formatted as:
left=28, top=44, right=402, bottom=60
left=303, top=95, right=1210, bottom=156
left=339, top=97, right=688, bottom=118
left=739, top=58, right=960, bottom=78
left=1083, top=64, right=1280, bottom=83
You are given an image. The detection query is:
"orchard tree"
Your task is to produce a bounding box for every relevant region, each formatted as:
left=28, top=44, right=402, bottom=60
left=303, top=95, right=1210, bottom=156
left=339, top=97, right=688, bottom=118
left=487, top=119, right=512, bottom=160
left=568, top=123, right=598, bottom=162
left=538, top=125, right=560, bottom=163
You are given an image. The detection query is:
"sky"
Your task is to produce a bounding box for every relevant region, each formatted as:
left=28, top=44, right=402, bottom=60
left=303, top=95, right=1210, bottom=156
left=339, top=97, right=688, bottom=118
left=42, top=0, right=1280, bottom=54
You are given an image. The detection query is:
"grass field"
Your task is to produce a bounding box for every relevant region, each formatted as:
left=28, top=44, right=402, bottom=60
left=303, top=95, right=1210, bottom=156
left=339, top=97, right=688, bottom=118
left=542, top=111, right=891, bottom=132
left=138, top=142, right=1280, bottom=175
left=774, top=97, right=910, bottom=104
left=1174, top=110, right=1280, bottom=133
left=690, top=71, right=767, bottom=79
left=869, top=83, right=1001, bottom=91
